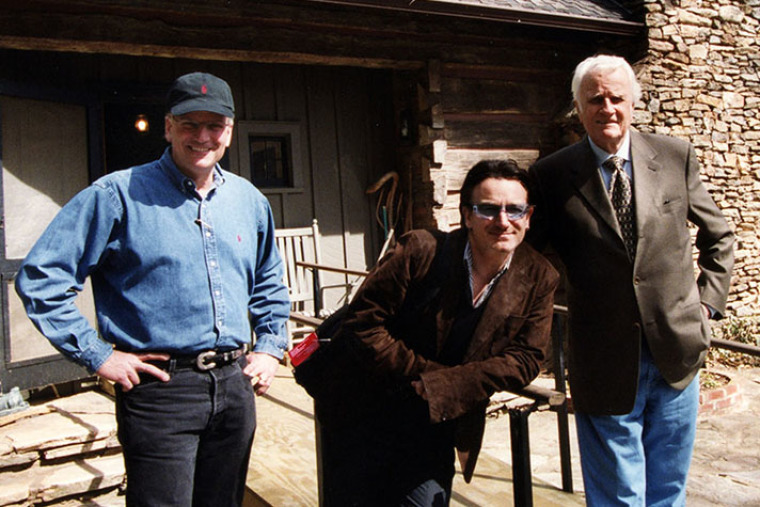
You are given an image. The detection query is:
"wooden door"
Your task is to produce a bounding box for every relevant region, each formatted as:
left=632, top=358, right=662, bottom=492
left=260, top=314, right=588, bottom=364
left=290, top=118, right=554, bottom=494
left=232, top=64, right=396, bottom=311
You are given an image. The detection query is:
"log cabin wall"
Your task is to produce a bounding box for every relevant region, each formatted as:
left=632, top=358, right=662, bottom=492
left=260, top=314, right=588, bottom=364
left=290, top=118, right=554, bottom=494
left=0, top=0, right=643, bottom=234
left=0, top=0, right=644, bottom=389
left=421, top=60, right=578, bottom=231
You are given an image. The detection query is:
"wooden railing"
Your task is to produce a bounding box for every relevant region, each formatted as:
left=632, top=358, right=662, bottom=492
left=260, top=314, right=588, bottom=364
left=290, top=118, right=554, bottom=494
left=711, top=337, right=760, bottom=357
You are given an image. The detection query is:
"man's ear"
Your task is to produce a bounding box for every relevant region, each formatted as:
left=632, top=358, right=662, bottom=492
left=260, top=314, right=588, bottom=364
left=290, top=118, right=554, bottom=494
left=525, top=206, right=535, bottom=229
left=164, top=116, right=173, bottom=143
left=223, top=121, right=234, bottom=148
left=462, top=206, right=473, bottom=230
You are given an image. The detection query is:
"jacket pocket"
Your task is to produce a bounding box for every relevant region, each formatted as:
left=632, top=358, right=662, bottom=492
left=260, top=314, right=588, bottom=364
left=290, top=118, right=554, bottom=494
left=661, top=195, right=683, bottom=214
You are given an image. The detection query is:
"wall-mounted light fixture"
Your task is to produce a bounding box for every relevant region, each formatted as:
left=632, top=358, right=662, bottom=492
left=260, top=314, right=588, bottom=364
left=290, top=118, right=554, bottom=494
left=134, top=114, right=149, bottom=133
left=399, top=108, right=414, bottom=145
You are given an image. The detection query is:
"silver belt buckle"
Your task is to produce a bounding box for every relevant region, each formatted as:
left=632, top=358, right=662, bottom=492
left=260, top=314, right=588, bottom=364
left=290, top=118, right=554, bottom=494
left=196, top=350, right=217, bottom=371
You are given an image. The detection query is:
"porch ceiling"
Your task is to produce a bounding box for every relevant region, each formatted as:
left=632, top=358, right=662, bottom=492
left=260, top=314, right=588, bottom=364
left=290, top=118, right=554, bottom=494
left=300, top=0, right=644, bottom=35
left=0, top=0, right=642, bottom=68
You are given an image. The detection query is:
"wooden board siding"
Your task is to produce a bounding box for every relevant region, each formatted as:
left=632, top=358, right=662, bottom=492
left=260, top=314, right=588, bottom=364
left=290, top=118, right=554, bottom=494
left=427, top=61, right=571, bottom=229
left=0, top=50, right=391, bottom=265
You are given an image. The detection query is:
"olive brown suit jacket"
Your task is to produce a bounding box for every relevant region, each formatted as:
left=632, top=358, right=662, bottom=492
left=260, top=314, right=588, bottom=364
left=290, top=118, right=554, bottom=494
left=528, top=130, right=734, bottom=415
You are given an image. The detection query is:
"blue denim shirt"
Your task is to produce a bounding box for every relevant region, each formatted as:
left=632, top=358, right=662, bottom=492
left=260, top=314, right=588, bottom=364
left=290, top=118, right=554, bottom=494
left=15, top=148, right=290, bottom=373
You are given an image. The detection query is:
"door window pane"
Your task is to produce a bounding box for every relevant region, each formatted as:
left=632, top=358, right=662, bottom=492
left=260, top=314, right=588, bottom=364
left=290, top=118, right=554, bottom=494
left=250, top=135, right=291, bottom=188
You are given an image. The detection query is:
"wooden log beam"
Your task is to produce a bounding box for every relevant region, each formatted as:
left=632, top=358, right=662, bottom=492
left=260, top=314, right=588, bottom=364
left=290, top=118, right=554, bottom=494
left=0, top=35, right=423, bottom=69
left=0, top=1, right=628, bottom=69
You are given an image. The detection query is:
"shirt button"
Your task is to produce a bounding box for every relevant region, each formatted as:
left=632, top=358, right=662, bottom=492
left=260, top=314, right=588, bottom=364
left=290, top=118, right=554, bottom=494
left=210, top=261, right=216, bottom=267
left=215, top=290, right=221, bottom=296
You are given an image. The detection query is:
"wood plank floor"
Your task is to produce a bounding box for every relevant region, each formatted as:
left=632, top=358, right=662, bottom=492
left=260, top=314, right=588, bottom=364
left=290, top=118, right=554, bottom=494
left=244, top=365, right=584, bottom=506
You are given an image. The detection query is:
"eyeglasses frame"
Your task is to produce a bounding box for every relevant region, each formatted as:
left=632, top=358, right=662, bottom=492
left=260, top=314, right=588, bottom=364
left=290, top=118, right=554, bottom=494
left=469, top=203, right=533, bottom=221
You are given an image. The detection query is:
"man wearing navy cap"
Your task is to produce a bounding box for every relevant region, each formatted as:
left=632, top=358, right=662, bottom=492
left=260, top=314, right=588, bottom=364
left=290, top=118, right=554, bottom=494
left=16, top=72, right=290, bottom=506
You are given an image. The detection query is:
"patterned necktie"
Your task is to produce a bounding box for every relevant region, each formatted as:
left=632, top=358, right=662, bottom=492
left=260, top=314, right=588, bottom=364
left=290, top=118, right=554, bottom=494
left=604, top=156, right=637, bottom=259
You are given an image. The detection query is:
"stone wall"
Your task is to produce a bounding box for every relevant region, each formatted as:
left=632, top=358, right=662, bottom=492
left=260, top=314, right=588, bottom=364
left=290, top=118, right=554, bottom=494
left=421, top=0, right=760, bottom=318
left=634, top=0, right=760, bottom=317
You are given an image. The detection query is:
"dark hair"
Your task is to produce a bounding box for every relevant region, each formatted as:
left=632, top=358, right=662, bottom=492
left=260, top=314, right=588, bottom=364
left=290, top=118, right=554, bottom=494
left=459, top=159, right=531, bottom=223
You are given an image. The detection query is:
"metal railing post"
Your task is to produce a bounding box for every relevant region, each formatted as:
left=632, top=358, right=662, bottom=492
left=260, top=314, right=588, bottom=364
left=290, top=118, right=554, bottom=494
left=509, top=406, right=534, bottom=507
left=552, top=308, right=574, bottom=493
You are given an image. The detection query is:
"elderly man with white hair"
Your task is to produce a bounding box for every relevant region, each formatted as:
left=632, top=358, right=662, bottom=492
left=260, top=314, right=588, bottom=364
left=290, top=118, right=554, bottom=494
left=528, top=55, right=734, bottom=506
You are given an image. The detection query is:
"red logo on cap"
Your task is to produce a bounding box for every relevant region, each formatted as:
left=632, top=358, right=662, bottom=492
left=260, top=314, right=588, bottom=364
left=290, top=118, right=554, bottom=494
left=201, top=84, right=208, bottom=95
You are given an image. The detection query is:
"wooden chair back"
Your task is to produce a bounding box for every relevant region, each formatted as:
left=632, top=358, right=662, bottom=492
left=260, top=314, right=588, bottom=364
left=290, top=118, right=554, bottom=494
left=275, top=219, right=322, bottom=348
left=275, top=219, right=322, bottom=314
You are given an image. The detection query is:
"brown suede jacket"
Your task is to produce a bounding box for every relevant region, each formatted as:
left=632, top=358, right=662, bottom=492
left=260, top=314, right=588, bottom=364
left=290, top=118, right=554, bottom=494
left=318, top=228, right=558, bottom=481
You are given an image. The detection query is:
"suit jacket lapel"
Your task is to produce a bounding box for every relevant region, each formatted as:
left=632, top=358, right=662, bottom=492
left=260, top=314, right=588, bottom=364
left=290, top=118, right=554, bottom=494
left=569, top=138, right=620, bottom=236
left=630, top=130, right=660, bottom=238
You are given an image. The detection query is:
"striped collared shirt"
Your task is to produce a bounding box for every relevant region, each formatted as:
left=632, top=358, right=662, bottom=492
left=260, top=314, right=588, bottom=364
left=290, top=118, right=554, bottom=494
left=464, top=241, right=512, bottom=308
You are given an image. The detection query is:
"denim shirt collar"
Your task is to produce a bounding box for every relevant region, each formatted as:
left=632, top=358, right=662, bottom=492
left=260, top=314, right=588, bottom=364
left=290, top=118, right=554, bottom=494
left=158, top=148, right=226, bottom=197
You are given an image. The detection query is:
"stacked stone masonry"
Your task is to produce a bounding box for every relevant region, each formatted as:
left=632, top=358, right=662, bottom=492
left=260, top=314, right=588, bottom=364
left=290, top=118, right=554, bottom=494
left=636, top=0, right=760, bottom=318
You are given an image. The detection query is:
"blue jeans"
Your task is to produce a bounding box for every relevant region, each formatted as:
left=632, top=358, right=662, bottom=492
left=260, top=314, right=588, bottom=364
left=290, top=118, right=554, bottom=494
left=400, top=479, right=451, bottom=506
left=115, top=360, right=256, bottom=506
left=575, top=346, right=699, bottom=507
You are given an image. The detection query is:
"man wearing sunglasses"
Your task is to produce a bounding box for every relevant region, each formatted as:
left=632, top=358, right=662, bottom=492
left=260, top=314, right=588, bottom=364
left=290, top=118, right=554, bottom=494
left=310, top=159, right=559, bottom=505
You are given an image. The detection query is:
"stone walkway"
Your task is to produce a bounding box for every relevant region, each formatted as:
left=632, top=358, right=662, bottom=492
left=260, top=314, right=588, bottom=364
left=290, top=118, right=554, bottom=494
left=688, top=365, right=760, bottom=506
left=0, top=390, right=123, bottom=506
left=482, top=365, right=760, bottom=507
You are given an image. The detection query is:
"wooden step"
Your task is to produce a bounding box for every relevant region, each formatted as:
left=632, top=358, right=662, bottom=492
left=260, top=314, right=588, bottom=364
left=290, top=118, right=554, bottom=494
left=245, top=365, right=584, bottom=506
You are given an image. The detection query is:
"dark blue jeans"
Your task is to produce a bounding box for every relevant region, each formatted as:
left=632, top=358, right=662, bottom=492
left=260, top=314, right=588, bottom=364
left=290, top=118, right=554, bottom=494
left=115, top=360, right=256, bottom=506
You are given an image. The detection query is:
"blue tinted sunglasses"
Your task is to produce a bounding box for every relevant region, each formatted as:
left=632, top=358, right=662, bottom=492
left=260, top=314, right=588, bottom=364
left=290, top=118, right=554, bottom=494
left=471, top=203, right=533, bottom=220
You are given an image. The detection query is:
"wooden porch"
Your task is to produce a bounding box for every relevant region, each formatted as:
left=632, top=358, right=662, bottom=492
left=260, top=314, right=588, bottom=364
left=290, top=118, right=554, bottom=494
left=243, top=365, right=585, bottom=506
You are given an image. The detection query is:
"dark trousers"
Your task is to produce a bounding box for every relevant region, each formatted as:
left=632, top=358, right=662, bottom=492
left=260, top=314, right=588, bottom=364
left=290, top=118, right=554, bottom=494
left=320, top=397, right=455, bottom=507
left=115, top=360, right=256, bottom=506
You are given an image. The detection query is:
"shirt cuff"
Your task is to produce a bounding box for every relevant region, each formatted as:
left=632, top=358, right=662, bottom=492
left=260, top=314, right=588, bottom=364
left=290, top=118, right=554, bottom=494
left=82, top=337, right=116, bottom=374
left=252, top=333, right=287, bottom=360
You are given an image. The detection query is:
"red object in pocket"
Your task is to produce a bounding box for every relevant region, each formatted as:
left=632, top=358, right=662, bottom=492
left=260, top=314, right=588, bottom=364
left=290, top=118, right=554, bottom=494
left=288, top=332, right=320, bottom=366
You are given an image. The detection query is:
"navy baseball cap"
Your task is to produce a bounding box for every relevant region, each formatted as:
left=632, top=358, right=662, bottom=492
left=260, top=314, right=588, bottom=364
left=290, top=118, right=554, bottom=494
left=166, top=72, right=235, bottom=118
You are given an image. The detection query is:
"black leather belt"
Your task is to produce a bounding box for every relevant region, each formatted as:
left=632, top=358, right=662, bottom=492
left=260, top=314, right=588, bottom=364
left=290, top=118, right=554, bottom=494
left=150, top=344, right=250, bottom=372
